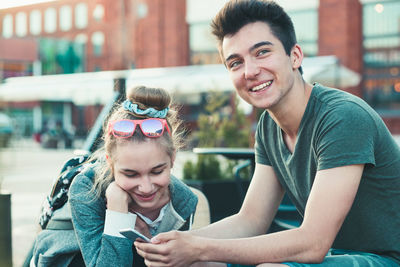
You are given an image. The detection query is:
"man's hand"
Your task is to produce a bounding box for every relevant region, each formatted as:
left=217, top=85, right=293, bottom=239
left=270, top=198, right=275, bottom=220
left=135, top=231, right=200, bottom=267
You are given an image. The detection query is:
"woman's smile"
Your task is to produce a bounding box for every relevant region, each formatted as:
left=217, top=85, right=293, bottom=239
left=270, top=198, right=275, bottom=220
left=133, top=191, right=157, bottom=202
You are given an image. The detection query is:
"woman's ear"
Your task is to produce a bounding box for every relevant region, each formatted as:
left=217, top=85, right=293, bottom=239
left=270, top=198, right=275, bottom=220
left=106, top=154, right=112, bottom=168
left=106, top=154, right=115, bottom=175
left=170, top=151, right=176, bottom=169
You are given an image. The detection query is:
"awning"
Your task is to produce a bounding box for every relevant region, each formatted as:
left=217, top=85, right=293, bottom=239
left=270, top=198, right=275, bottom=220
left=301, top=56, right=361, bottom=88
left=0, top=56, right=361, bottom=105
left=0, top=71, right=118, bottom=105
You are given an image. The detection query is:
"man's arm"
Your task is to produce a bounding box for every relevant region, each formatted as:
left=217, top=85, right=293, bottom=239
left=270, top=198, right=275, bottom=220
left=193, top=164, right=364, bottom=265
left=190, top=163, right=285, bottom=238
left=133, top=163, right=285, bottom=266
left=136, top=164, right=363, bottom=267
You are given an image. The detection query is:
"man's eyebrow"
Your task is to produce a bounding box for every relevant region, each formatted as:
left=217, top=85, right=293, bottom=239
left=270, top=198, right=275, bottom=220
left=224, top=41, right=273, bottom=63
left=225, top=53, right=240, bottom=64
left=250, top=41, right=273, bottom=52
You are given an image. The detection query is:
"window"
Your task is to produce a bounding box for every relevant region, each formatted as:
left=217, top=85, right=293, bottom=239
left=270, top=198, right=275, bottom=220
left=74, top=34, right=87, bottom=72
left=362, top=0, right=400, bottom=112
left=75, top=33, right=88, bottom=44
left=92, top=4, right=104, bottom=21
left=16, top=12, right=27, bottom=37
left=363, top=1, right=400, bottom=54
left=75, top=3, right=88, bottom=29
left=44, top=8, right=57, bottom=33
left=91, top=31, right=105, bottom=56
left=288, top=8, right=318, bottom=57
left=59, top=5, right=72, bottom=31
left=30, top=10, right=41, bottom=35
left=2, top=14, right=13, bottom=38
left=189, top=23, right=217, bottom=53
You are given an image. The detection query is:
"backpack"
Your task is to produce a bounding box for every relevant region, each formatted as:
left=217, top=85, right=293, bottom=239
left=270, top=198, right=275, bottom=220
left=24, top=154, right=90, bottom=267
left=39, top=154, right=90, bottom=230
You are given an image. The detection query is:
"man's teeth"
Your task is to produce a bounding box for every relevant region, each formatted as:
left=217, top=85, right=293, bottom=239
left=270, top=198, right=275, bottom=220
left=251, top=81, right=272, bottom=92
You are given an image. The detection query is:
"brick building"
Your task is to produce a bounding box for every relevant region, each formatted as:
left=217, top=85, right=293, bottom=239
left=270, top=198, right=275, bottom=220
left=0, top=0, right=400, bottom=139
left=318, top=0, right=400, bottom=133
left=0, top=0, right=190, bottom=138
left=0, top=0, right=189, bottom=73
left=318, top=0, right=363, bottom=97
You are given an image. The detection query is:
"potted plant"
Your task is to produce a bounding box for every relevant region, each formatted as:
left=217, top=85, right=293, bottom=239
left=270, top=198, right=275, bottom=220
left=183, top=91, right=253, bottom=222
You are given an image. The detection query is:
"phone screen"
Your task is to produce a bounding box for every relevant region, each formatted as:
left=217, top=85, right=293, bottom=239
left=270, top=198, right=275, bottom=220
left=119, top=228, right=151, bottom=242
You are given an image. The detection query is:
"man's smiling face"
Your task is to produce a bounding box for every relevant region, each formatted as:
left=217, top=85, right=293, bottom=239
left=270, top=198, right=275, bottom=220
left=222, top=21, right=302, bottom=110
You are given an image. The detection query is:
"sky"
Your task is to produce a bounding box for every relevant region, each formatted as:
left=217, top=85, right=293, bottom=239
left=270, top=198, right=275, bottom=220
left=0, top=0, right=56, bottom=9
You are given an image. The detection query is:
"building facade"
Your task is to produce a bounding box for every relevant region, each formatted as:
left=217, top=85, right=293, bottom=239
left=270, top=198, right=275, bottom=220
left=0, top=0, right=190, bottom=140
left=0, top=0, right=189, bottom=73
left=188, top=0, right=400, bottom=134
left=0, top=0, right=400, bottom=140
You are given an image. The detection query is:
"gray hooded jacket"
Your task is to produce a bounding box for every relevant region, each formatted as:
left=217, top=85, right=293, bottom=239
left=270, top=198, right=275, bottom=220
left=31, top=164, right=198, bottom=267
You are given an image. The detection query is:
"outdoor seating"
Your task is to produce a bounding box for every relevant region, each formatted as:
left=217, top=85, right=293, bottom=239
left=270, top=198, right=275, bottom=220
left=192, top=147, right=302, bottom=232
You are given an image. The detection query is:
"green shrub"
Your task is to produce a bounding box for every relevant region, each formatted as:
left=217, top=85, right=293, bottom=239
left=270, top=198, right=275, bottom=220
left=183, top=155, right=252, bottom=182
left=196, top=155, right=221, bottom=181
left=183, top=160, right=196, bottom=180
left=183, top=155, right=222, bottom=181
left=184, top=91, right=253, bottom=181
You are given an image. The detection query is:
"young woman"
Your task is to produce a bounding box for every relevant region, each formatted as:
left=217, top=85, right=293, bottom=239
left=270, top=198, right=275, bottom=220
left=67, top=86, right=199, bottom=267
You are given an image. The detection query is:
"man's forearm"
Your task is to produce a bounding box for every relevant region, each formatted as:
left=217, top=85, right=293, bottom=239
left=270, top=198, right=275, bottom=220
left=196, top=227, right=328, bottom=265
left=191, top=211, right=272, bottom=239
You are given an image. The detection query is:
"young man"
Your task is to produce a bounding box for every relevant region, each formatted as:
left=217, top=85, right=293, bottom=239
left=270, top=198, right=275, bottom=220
left=135, top=1, right=400, bottom=266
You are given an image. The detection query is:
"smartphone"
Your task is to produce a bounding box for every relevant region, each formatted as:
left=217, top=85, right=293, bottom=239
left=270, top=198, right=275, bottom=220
left=119, top=228, right=151, bottom=243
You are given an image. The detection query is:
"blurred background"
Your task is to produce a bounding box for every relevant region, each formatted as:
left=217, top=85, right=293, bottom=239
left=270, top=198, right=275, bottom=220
left=0, top=0, right=399, bottom=266
left=0, top=0, right=400, bottom=146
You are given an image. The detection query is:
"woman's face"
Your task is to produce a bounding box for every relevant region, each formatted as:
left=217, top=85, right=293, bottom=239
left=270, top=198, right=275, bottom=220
left=110, top=139, right=173, bottom=218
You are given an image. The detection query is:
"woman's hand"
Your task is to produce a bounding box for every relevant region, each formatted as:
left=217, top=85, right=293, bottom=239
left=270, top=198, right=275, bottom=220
left=105, top=181, right=132, bottom=213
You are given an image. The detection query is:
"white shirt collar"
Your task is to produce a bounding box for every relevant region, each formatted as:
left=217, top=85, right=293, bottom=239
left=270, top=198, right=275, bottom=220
left=135, top=201, right=170, bottom=233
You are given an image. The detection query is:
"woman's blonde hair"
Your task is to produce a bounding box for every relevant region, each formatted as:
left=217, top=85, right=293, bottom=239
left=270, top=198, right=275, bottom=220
left=90, top=85, right=184, bottom=199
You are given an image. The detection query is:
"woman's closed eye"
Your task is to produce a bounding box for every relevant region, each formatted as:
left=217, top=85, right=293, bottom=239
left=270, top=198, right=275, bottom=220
left=151, top=168, right=165, bottom=175
left=121, top=170, right=138, bottom=178
left=150, top=163, right=168, bottom=176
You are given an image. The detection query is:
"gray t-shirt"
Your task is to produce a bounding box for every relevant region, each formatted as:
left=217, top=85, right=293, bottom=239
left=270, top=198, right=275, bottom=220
left=255, top=83, right=400, bottom=264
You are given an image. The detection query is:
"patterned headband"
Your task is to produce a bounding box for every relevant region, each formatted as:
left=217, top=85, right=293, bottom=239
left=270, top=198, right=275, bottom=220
left=123, top=100, right=169, bottom=119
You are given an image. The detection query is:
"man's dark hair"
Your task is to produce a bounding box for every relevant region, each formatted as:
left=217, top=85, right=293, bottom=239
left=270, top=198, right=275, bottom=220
left=211, top=0, right=303, bottom=74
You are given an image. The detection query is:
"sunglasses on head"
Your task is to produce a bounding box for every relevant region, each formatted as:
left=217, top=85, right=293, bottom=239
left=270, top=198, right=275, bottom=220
left=108, top=118, right=171, bottom=138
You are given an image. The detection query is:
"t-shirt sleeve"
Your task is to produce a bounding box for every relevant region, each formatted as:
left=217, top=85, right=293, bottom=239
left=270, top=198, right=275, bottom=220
left=255, top=111, right=272, bottom=166
left=315, top=103, right=376, bottom=170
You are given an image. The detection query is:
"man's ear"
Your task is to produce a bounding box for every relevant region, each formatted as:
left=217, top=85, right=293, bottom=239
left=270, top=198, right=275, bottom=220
left=290, top=44, right=303, bottom=71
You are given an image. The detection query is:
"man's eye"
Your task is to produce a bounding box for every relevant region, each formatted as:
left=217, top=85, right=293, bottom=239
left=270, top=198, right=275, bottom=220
left=229, top=60, right=241, bottom=69
left=257, top=49, right=269, bottom=56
